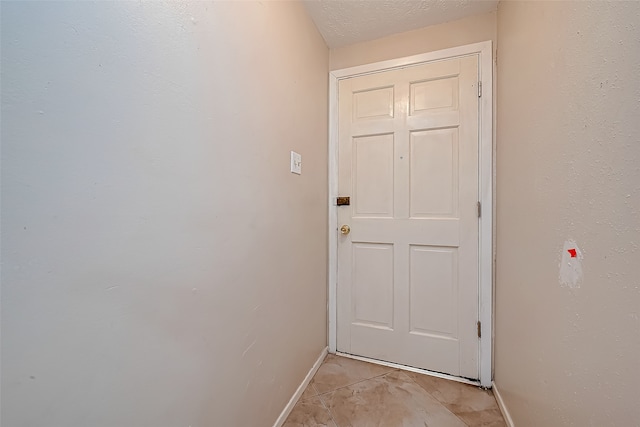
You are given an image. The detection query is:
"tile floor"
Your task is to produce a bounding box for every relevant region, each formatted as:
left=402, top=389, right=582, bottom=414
left=284, top=354, right=506, bottom=427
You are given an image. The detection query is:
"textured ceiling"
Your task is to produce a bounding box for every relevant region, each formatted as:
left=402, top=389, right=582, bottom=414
left=303, top=0, right=498, bottom=48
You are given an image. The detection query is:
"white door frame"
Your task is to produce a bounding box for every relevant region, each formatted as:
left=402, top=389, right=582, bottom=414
left=328, top=41, right=494, bottom=387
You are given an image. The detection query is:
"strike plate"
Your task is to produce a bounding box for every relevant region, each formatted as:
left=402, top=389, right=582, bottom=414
left=336, top=197, right=350, bottom=206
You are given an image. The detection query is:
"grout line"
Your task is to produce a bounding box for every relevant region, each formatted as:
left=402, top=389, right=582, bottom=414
left=310, top=383, right=319, bottom=398
left=316, top=389, right=340, bottom=427
left=314, top=370, right=408, bottom=427
left=403, top=370, right=508, bottom=426
left=313, top=368, right=399, bottom=397
left=403, top=371, right=472, bottom=427
left=299, top=384, right=318, bottom=402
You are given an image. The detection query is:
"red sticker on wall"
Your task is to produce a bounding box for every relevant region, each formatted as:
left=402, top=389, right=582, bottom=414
left=568, top=248, right=577, bottom=258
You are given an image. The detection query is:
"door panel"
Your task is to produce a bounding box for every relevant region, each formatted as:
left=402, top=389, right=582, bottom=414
left=409, top=246, right=458, bottom=337
left=353, top=86, right=394, bottom=120
left=337, top=55, right=480, bottom=379
left=352, top=243, right=394, bottom=329
left=409, top=128, right=459, bottom=217
left=410, top=77, right=459, bottom=114
left=353, top=134, right=395, bottom=217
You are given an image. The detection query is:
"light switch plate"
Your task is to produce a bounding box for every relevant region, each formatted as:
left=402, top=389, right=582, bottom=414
left=290, top=151, right=302, bottom=175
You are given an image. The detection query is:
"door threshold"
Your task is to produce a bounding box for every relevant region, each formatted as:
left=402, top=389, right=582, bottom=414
left=334, top=351, right=483, bottom=388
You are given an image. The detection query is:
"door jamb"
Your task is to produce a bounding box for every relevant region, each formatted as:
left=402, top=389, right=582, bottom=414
left=327, top=41, right=494, bottom=387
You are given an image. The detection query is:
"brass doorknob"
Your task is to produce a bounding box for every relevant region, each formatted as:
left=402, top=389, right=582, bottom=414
left=340, top=225, right=351, bottom=235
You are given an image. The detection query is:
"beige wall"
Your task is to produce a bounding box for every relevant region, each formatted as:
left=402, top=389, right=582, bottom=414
left=329, top=11, right=496, bottom=70
left=495, top=1, right=640, bottom=425
left=0, top=2, right=328, bottom=426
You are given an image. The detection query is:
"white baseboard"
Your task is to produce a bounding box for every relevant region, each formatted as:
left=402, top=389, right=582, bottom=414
left=273, top=346, right=328, bottom=427
left=492, top=381, right=515, bottom=427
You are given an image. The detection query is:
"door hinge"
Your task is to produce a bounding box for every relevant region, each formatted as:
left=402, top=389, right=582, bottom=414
left=477, top=321, right=482, bottom=338
left=478, top=81, right=482, bottom=98
left=477, top=201, right=482, bottom=218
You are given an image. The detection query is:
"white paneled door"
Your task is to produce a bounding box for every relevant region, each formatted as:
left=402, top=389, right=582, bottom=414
left=337, top=55, right=480, bottom=379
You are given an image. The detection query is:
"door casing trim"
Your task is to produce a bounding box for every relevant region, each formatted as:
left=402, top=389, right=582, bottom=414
left=327, top=41, right=494, bottom=387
